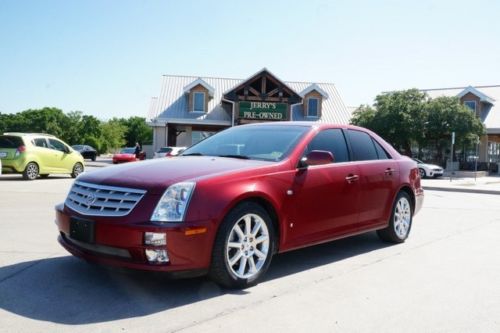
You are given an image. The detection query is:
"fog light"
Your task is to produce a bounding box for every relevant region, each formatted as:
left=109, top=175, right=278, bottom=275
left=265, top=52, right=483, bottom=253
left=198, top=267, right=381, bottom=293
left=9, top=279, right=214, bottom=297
left=145, top=249, right=169, bottom=263
left=144, top=232, right=167, bottom=246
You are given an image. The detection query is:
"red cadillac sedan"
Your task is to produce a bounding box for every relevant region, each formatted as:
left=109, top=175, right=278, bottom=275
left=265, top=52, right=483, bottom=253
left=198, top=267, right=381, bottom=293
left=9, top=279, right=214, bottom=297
left=55, top=122, right=423, bottom=288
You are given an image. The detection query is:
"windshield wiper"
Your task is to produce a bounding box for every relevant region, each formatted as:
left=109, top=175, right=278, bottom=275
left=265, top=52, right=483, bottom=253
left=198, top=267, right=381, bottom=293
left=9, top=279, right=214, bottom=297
left=217, top=154, right=250, bottom=159
left=182, top=153, right=203, bottom=156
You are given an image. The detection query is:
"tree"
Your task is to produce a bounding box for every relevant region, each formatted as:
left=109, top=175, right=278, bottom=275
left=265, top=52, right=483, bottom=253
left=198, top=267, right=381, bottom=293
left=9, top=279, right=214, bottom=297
left=119, top=116, right=153, bottom=147
left=351, top=89, right=485, bottom=161
left=100, top=118, right=126, bottom=153
left=424, top=97, right=484, bottom=162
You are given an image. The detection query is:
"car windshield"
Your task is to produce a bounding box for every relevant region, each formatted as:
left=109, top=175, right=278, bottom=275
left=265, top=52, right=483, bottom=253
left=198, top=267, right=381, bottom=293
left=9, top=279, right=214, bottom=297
left=181, top=124, right=310, bottom=161
left=157, top=147, right=173, bottom=153
left=72, top=145, right=83, bottom=150
left=120, top=148, right=136, bottom=154
left=412, top=158, right=424, bottom=164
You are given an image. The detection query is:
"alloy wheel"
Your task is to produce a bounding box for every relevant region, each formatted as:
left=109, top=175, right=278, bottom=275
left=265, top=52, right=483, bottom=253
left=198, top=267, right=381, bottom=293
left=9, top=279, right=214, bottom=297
left=393, top=197, right=412, bottom=239
left=225, top=213, right=270, bottom=279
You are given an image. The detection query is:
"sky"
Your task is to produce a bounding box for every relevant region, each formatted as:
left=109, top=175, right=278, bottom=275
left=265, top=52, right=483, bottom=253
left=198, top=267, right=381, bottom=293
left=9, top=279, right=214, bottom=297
left=1, top=0, right=500, bottom=120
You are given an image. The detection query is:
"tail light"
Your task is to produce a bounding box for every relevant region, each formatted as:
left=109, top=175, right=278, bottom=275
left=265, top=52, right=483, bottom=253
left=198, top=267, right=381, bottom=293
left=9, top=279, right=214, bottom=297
left=165, top=152, right=172, bottom=157
left=15, top=145, right=26, bottom=157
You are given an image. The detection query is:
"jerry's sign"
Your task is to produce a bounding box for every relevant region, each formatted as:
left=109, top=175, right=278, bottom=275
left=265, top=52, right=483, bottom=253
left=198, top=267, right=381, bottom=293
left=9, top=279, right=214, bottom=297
left=238, top=101, right=287, bottom=120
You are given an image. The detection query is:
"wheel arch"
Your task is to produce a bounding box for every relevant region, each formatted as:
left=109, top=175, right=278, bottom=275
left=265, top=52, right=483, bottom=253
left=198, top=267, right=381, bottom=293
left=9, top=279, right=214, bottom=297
left=218, top=195, right=281, bottom=254
left=398, top=185, right=416, bottom=214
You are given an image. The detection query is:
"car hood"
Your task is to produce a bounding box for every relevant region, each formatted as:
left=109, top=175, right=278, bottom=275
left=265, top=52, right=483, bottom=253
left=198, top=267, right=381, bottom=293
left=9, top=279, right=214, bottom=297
left=422, top=163, right=442, bottom=169
left=114, top=153, right=135, bottom=159
left=78, top=156, right=273, bottom=194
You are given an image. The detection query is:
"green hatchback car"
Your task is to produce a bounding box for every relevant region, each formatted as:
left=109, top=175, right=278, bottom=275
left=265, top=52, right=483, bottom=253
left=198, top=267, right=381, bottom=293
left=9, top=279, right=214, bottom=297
left=0, top=133, right=84, bottom=180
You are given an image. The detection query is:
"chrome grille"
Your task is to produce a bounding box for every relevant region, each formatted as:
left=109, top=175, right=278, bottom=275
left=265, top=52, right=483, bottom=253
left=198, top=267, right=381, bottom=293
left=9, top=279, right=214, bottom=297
left=65, top=181, right=146, bottom=217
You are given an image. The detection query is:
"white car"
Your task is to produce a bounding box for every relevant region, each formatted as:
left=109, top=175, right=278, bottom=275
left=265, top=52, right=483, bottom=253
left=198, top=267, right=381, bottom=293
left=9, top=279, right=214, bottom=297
left=413, top=158, right=444, bottom=178
left=153, top=146, right=186, bottom=159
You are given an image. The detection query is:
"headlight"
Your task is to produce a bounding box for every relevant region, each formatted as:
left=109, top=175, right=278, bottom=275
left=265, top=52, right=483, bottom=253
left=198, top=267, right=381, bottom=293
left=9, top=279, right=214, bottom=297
left=151, top=182, right=196, bottom=223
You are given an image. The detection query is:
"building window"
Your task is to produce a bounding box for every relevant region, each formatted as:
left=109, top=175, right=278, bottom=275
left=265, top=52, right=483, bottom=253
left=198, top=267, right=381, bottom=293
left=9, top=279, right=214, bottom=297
left=307, top=98, right=319, bottom=117
left=193, top=92, right=205, bottom=112
left=464, top=100, right=476, bottom=112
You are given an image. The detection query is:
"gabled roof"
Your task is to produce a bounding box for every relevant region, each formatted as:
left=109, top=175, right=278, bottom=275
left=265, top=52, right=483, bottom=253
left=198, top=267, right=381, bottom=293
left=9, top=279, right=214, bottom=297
left=457, top=85, right=495, bottom=104
left=299, top=83, right=329, bottom=99
left=182, top=78, right=215, bottom=97
left=222, top=68, right=302, bottom=102
left=148, top=74, right=351, bottom=125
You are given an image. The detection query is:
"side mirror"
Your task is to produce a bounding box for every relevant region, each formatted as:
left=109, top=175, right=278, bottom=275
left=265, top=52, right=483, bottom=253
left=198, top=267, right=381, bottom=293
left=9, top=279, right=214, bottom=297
left=299, top=150, right=334, bottom=168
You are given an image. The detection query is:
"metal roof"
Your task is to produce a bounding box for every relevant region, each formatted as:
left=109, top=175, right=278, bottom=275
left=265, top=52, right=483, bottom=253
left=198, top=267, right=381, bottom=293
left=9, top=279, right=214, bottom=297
left=149, top=74, right=351, bottom=125
left=423, top=85, right=500, bottom=133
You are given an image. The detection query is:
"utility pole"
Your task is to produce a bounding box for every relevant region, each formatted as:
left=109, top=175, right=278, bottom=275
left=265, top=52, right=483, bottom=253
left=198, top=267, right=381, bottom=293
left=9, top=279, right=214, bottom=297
left=450, top=131, right=455, bottom=182
left=474, top=136, right=479, bottom=182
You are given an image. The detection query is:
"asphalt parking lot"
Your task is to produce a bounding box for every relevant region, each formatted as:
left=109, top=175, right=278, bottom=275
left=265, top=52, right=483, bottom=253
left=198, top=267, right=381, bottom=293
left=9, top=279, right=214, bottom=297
left=0, top=166, right=499, bottom=332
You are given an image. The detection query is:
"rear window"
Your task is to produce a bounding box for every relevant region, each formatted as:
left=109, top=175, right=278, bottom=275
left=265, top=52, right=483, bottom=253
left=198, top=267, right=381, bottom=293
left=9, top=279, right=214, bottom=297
left=158, top=147, right=173, bottom=153
left=0, top=136, right=24, bottom=148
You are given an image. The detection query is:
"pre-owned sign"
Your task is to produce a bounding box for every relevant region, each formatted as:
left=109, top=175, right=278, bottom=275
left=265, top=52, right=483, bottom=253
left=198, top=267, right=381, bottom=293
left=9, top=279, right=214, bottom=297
left=239, top=101, right=287, bottom=120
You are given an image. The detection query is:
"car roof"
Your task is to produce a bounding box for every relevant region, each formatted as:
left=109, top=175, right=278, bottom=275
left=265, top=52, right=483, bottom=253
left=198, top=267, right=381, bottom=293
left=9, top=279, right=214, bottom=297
left=2, top=132, right=56, bottom=137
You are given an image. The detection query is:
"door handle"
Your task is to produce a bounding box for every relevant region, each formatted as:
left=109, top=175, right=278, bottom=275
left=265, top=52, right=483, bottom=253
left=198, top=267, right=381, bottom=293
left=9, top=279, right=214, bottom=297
left=384, top=168, right=395, bottom=175
left=345, top=174, right=359, bottom=183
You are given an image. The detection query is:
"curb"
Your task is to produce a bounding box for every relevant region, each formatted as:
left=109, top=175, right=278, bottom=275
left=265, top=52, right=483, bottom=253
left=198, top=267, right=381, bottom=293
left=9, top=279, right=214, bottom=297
left=423, top=186, right=500, bottom=195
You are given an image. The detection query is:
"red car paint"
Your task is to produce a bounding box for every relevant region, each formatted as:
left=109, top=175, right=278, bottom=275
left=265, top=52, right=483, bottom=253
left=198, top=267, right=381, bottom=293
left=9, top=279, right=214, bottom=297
left=56, top=122, right=423, bottom=277
left=112, top=148, right=145, bottom=164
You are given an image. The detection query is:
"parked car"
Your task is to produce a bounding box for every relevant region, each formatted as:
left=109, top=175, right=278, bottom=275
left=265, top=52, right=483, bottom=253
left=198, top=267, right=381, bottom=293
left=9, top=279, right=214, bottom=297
left=412, top=158, right=444, bottom=178
left=55, top=122, right=424, bottom=288
left=72, top=145, right=98, bottom=161
left=0, top=133, right=84, bottom=180
left=153, top=146, right=186, bottom=159
left=112, top=147, right=146, bottom=164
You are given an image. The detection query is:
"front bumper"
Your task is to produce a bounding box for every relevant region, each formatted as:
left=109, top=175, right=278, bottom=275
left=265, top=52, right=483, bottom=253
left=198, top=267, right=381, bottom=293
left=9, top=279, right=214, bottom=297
left=55, top=204, right=214, bottom=273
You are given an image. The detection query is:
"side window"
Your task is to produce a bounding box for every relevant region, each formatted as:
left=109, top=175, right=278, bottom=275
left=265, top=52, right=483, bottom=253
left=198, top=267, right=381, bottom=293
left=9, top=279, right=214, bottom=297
left=48, top=139, right=67, bottom=152
left=372, top=139, right=391, bottom=159
left=33, top=138, right=48, bottom=148
left=305, top=129, right=349, bottom=163
left=348, top=130, right=378, bottom=161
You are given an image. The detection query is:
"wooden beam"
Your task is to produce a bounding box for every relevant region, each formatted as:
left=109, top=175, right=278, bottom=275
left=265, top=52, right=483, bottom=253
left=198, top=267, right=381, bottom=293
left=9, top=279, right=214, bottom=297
left=262, top=76, right=267, bottom=94
left=236, top=96, right=288, bottom=102
left=267, top=88, right=279, bottom=97
left=249, top=87, right=260, bottom=97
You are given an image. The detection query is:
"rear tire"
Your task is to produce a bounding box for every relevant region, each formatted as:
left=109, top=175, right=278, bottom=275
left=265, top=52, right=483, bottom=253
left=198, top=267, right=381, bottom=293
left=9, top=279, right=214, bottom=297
left=209, top=202, right=276, bottom=289
left=23, top=162, right=39, bottom=180
left=71, top=162, right=84, bottom=178
left=377, top=191, right=413, bottom=243
left=91, top=154, right=96, bottom=162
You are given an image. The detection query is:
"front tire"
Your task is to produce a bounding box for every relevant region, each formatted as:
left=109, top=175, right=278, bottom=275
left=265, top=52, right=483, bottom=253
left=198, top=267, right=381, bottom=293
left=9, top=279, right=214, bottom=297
left=71, top=162, right=84, bottom=178
left=377, top=191, right=413, bottom=243
left=23, top=162, right=39, bottom=180
left=209, top=202, right=276, bottom=289
left=419, top=168, right=426, bottom=179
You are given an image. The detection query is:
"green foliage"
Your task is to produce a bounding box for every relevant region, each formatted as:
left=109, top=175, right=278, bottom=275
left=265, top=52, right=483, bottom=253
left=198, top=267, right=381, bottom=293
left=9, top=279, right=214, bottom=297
left=99, top=119, right=127, bottom=153
left=0, top=108, right=150, bottom=154
left=351, top=89, right=485, bottom=158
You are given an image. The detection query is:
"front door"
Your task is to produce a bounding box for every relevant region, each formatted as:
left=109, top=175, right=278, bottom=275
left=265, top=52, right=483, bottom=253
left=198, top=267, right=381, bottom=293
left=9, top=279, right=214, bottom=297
left=285, top=129, right=361, bottom=248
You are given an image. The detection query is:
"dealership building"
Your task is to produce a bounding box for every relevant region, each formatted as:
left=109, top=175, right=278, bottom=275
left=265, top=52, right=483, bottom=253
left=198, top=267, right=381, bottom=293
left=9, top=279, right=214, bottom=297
left=423, top=85, right=500, bottom=163
left=147, top=69, right=352, bottom=151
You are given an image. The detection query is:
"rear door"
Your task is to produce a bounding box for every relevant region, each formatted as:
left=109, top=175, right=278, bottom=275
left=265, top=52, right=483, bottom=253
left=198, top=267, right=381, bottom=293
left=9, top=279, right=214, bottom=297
left=346, top=129, right=399, bottom=231
left=31, top=137, right=53, bottom=172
